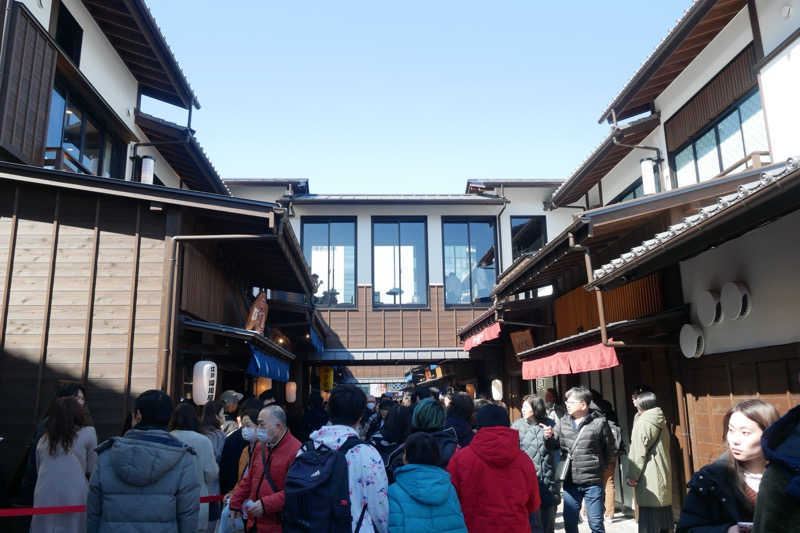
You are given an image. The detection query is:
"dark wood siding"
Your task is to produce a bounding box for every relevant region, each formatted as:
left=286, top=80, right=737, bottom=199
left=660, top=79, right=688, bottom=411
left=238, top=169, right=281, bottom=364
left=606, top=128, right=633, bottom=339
left=0, top=182, right=166, bottom=475
left=664, top=44, right=757, bottom=152
left=0, top=4, right=57, bottom=164
left=321, top=285, right=478, bottom=349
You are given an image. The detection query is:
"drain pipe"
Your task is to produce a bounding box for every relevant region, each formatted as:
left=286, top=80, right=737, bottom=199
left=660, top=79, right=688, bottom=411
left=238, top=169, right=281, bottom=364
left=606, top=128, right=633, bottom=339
left=495, top=184, right=509, bottom=272
left=610, top=110, right=664, bottom=190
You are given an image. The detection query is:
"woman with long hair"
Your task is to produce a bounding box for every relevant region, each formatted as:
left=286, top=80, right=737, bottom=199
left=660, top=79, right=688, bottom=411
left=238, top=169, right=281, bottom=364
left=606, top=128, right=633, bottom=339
left=677, top=399, right=780, bottom=533
left=626, top=391, right=672, bottom=533
left=31, top=396, right=96, bottom=533
left=170, top=402, right=219, bottom=532
left=199, top=400, right=225, bottom=533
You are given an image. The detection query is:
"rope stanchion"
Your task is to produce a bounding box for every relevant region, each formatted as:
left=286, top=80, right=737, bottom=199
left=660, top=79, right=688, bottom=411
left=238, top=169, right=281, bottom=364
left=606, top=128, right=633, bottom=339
left=0, top=495, right=226, bottom=517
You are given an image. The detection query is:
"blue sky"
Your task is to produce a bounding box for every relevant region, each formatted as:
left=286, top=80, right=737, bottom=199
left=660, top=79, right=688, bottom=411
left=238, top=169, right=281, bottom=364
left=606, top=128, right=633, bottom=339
left=143, top=1, right=692, bottom=194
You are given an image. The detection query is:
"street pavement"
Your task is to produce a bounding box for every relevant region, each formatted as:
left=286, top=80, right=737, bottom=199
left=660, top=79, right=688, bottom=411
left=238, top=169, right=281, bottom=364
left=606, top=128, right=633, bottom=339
left=554, top=506, right=639, bottom=532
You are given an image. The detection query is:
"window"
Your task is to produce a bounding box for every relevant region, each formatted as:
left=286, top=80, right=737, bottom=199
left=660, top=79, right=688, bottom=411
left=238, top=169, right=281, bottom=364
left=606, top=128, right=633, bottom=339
left=609, top=178, right=645, bottom=205
left=55, top=3, right=82, bottom=65
left=669, top=89, right=768, bottom=187
left=372, top=218, right=427, bottom=307
left=442, top=218, right=497, bottom=306
left=43, top=82, right=125, bottom=177
left=510, top=216, right=547, bottom=260
left=301, top=218, right=356, bottom=307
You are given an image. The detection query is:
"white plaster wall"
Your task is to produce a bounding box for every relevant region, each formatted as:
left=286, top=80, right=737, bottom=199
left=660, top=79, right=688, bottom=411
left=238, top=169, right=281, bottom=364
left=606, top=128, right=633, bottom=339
left=679, top=209, right=800, bottom=355
left=600, top=127, right=667, bottom=204
left=756, top=0, right=800, bottom=162
left=756, top=0, right=800, bottom=54
left=18, top=0, right=52, bottom=27
left=226, top=184, right=288, bottom=203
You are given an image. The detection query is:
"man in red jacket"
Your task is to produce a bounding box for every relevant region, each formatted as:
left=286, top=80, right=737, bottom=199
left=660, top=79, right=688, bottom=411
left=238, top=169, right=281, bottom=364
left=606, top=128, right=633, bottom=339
left=231, top=404, right=301, bottom=533
left=447, top=403, right=541, bottom=533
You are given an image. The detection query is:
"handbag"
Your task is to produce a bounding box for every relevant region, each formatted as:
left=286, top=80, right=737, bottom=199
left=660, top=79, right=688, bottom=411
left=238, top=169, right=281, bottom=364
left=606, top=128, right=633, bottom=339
left=556, top=424, right=588, bottom=482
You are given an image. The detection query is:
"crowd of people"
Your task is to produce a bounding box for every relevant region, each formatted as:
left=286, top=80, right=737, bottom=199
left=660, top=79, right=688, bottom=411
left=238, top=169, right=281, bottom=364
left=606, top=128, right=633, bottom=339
left=9, top=379, right=800, bottom=533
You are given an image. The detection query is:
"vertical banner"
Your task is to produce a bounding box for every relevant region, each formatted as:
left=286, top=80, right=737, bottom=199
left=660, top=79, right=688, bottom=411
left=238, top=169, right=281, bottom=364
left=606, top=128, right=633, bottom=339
left=319, top=366, right=334, bottom=391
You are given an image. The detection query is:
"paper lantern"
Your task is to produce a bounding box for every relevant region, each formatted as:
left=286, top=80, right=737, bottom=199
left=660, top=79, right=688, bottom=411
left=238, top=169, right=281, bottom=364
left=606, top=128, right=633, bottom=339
left=192, top=361, right=217, bottom=406
left=254, top=377, right=272, bottom=397
left=285, top=381, right=297, bottom=403
left=491, top=379, right=503, bottom=401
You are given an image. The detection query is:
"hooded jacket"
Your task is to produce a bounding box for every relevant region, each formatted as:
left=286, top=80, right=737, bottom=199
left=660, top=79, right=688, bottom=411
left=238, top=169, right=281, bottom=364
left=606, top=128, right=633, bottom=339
left=388, top=464, right=467, bottom=533
left=554, top=409, right=616, bottom=486
left=511, top=417, right=558, bottom=500
left=445, top=416, right=473, bottom=447
left=676, top=454, right=751, bottom=533
left=446, top=426, right=540, bottom=533
left=626, top=406, right=672, bottom=508
left=753, top=404, right=800, bottom=533
left=86, top=428, right=201, bottom=533
left=309, top=424, right=390, bottom=533
left=230, top=431, right=301, bottom=533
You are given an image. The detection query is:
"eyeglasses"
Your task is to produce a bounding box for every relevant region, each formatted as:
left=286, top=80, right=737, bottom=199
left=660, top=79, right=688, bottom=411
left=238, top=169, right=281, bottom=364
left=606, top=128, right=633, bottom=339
left=565, top=400, right=584, bottom=405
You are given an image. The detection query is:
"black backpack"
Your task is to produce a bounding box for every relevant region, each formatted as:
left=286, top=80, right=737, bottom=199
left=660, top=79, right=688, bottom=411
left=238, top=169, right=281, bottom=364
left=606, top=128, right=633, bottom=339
left=283, top=436, right=369, bottom=533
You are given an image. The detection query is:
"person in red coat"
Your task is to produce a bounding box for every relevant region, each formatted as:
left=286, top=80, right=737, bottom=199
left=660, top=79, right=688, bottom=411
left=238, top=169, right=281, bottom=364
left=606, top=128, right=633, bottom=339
left=231, top=405, right=301, bottom=533
left=447, top=404, right=541, bottom=533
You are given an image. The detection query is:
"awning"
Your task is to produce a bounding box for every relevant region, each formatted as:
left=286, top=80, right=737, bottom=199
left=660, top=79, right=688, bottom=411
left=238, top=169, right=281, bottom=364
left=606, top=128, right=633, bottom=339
left=181, top=316, right=296, bottom=361
left=463, top=322, right=501, bottom=351
left=246, top=346, right=290, bottom=381
left=522, top=342, right=619, bottom=380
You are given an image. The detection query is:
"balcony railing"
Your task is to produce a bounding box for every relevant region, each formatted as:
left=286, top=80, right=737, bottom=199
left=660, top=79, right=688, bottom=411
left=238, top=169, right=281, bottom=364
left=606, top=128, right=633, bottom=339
left=714, top=151, right=772, bottom=180
left=44, top=146, right=93, bottom=175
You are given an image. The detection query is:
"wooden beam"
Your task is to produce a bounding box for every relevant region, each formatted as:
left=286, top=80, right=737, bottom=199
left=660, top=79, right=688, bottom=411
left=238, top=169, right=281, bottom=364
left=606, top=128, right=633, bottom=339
left=34, top=192, right=60, bottom=421
left=747, top=0, right=765, bottom=61
left=0, top=186, right=19, bottom=352
left=122, top=204, right=142, bottom=418
left=80, top=199, right=101, bottom=386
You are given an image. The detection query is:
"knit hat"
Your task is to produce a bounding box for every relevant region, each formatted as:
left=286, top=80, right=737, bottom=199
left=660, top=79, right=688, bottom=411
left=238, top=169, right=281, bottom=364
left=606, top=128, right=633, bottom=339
left=475, top=404, right=510, bottom=429
left=412, top=397, right=445, bottom=431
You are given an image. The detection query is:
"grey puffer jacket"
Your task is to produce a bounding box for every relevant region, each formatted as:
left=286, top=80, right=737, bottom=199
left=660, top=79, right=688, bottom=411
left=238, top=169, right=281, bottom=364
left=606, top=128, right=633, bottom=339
left=87, top=427, right=201, bottom=533
left=511, top=418, right=558, bottom=496
left=554, top=410, right=616, bottom=486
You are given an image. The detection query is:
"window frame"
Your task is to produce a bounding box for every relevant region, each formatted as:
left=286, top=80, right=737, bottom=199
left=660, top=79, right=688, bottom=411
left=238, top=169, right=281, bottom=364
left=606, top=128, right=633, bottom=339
left=300, top=216, right=358, bottom=309
left=668, top=87, right=764, bottom=188
left=608, top=178, right=645, bottom=205
left=509, top=215, right=548, bottom=261
left=441, top=216, right=498, bottom=309
left=370, top=216, right=429, bottom=309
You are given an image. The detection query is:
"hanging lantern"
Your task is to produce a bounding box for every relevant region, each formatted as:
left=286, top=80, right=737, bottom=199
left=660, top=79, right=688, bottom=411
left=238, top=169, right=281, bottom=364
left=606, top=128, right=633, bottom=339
left=319, top=366, right=334, bottom=391
left=192, top=361, right=217, bottom=406
left=285, top=381, right=297, bottom=403
left=491, top=379, right=503, bottom=401
left=255, top=377, right=272, bottom=396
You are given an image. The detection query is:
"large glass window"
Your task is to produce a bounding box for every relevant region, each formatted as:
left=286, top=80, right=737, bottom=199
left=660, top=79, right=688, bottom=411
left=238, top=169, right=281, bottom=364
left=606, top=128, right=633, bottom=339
left=43, top=81, right=124, bottom=178
left=510, top=216, right=547, bottom=260
left=442, top=218, right=497, bottom=306
left=302, top=218, right=356, bottom=307
left=609, top=178, right=645, bottom=205
left=372, top=218, right=427, bottom=307
left=669, top=88, right=768, bottom=187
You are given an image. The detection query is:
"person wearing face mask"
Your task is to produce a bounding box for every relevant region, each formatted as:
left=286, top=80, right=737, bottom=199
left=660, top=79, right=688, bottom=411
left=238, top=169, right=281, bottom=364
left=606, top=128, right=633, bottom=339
left=230, top=405, right=301, bottom=533
left=170, top=402, right=220, bottom=532
left=220, top=399, right=263, bottom=496
left=677, top=399, right=779, bottom=533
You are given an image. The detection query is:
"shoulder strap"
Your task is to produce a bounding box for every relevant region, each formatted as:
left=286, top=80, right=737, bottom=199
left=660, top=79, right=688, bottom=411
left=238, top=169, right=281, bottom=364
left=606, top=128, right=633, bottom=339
left=338, top=435, right=363, bottom=456
left=260, top=442, right=279, bottom=494
left=645, top=425, right=663, bottom=458
left=354, top=502, right=368, bottom=533
left=567, top=424, right=589, bottom=457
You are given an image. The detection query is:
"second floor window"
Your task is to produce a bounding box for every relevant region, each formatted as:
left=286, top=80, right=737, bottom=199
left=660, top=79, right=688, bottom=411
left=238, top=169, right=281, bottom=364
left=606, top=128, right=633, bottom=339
left=372, top=218, right=427, bottom=307
left=442, top=218, right=497, bottom=306
left=44, top=83, right=124, bottom=177
left=510, top=216, right=547, bottom=260
left=302, top=218, right=356, bottom=307
left=671, top=89, right=768, bottom=187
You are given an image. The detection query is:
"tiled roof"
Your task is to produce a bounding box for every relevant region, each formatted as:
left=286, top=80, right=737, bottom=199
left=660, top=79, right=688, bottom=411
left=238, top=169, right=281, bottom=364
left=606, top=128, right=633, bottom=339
left=290, top=194, right=504, bottom=205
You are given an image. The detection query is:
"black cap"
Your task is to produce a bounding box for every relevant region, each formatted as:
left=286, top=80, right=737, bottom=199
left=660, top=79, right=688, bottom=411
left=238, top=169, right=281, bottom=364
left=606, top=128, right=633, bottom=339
left=475, top=404, right=510, bottom=429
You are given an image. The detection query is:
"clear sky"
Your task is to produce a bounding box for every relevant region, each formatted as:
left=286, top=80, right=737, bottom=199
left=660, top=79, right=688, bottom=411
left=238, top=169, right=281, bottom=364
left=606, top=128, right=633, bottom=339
left=143, top=1, right=692, bottom=194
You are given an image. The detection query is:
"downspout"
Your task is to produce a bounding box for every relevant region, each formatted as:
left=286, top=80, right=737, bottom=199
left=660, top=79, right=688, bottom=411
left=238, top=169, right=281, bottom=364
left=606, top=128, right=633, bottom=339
left=495, top=184, right=509, bottom=272
left=610, top=110, right=664, bottom=189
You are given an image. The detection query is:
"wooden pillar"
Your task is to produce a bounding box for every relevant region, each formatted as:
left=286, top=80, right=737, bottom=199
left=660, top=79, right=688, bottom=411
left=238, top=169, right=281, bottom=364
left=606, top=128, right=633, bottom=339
left=80, top=199, right=101, bottom=386
left=0, top=186, right=19, bottom=353
left=122, top=205, right=142, bottom=418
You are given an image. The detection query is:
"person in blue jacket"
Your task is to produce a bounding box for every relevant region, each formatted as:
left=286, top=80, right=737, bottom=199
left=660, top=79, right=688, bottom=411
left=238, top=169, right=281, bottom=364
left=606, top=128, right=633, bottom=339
left=388, top=432, right=467, bottom=533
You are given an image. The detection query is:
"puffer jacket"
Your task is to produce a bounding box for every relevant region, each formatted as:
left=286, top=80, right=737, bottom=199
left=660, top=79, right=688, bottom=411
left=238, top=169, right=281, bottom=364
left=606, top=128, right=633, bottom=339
left=447, top=426, right=540, bottom=533
left=388, top=464, right=467, bottom=533
left=87, top=427, right=201, bottom=533
left=753, top=404, right=800, bottom=533
left=511, top=417, right=558, bottom=497
left=230, top=431, right=302, bottom=533
left=676, top=454, right=752, bottom=533
left=554, top=409, right=616, bottom=486
left=627, top=406, right=672, bottom=508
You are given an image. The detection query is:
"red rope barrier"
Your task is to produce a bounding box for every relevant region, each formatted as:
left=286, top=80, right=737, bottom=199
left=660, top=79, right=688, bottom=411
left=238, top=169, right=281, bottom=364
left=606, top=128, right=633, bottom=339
left=0, top=494, right=226, bottom=517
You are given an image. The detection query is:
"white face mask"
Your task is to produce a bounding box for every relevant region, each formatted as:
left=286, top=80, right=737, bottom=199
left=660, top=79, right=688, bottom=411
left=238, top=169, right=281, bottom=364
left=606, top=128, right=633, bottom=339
left=256, top=428, right=270, bottom=442
left=241, top=427, right=256, bottom=442
left=366, top=402, right=376, bottom=411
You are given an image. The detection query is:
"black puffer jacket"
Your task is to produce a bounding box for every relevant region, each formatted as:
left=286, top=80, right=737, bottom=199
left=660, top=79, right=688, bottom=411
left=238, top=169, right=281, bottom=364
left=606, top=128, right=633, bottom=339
left=676, top=454, right=752, bottom=533
left=511, top=418, right=559, bottom=497
left=554, top=410, right=616, bottom=486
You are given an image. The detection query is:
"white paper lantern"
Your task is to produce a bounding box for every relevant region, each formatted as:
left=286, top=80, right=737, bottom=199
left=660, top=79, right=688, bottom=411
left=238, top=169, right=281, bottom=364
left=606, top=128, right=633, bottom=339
left=192, top=361, right=217, bottom=406
left=285, top=381, right=297, bottom=403
left=491, top=379, right=503, bottom=401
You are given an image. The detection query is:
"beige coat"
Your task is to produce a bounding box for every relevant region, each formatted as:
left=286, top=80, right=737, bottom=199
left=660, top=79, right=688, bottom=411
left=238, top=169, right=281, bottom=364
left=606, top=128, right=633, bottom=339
left=627, top=407, right=672, bottom=508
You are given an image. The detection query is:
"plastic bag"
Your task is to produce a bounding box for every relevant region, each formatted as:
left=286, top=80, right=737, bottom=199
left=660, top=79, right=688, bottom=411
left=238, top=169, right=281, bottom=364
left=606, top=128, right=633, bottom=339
left=218, top=500, right=245, bottom=533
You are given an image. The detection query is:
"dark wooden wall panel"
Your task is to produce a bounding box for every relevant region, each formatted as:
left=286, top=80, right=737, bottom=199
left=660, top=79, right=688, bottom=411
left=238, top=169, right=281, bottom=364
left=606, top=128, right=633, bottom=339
left=0, top=4, right=57, bottom=164
left=664, top=44, right=757, bottom=152
left=180, top=243, right=228, bottom=324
